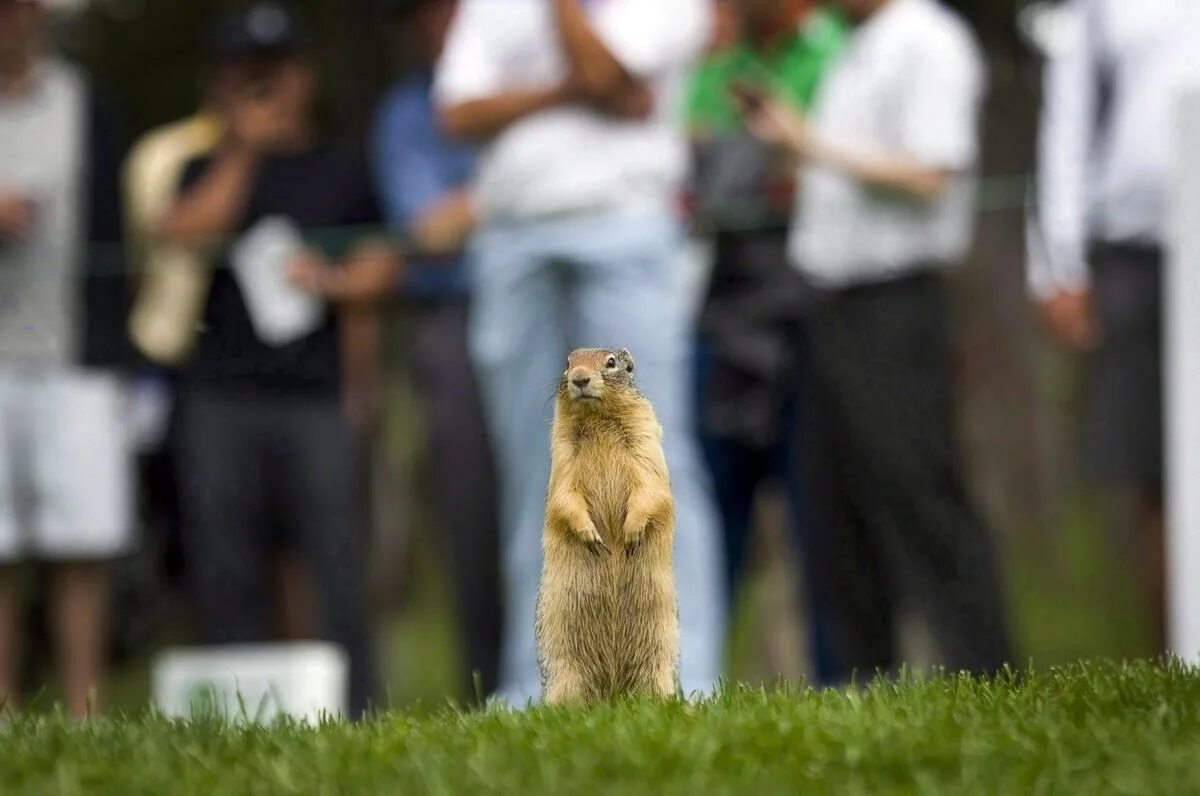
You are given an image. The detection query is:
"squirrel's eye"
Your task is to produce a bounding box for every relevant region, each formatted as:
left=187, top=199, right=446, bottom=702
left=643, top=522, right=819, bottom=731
left=606, top=357, right=617, bottom=369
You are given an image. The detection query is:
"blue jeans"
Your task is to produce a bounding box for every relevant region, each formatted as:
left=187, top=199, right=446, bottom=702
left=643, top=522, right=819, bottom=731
left=469, top=207, right=726, bottom=704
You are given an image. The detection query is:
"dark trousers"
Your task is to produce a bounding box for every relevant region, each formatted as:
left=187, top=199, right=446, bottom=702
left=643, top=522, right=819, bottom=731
left=805, top=271, right=1010, bottom=679
left=694, top=341, right=840, bottom=684
left=1084, top=244, right=1164, bottom=489
left=408, top=299, right=503, bottom=699
left=176, top=389, right=377, bottom=717
left=693, top=227, right=839, bottom=683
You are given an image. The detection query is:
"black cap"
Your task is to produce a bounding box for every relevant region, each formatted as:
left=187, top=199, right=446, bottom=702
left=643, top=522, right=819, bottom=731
left=206, top=2, right=310, bottom=61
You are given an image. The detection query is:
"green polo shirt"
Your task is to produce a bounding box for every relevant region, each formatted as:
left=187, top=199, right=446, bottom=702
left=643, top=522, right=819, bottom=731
left=686, top=8, right=849, bottom=134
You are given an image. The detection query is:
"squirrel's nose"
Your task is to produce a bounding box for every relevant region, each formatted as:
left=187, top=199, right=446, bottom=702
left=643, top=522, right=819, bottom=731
left=572, top=376, right=591, bottom=388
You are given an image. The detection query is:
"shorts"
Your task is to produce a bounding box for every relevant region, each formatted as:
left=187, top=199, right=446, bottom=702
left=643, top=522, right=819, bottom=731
left=0, top=367, right=135, bottom=562
left=1083, top=244, right=1163, bottom=489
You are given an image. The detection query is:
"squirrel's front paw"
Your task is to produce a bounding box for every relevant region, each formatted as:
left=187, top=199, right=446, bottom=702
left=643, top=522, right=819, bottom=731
left=576, top=524, right=610, bottom=555
left=621, top=521, right=646, bottom=555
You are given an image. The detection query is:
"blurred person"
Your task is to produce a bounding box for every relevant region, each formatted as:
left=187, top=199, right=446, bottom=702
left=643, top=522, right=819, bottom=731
left=1029, top=0, right=1200, bottom=650
left=436, top=0, right=725, bottom=703
left=121, top=58, right=224, bottom=616
left=371, top=0, right=502, bottom=700
left=685, top=0, right=847, bottom=684
left=744, top=0, right=1011, bottom=678
left=0, top=0, right=131, bottom=716
left=123, top=49, right=314, bottom=645
left=160, top=2, right=400, bottom=717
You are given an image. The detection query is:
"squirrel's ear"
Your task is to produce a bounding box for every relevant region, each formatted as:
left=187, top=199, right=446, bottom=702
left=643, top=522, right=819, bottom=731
left=619, top=348, right=635, bottom=372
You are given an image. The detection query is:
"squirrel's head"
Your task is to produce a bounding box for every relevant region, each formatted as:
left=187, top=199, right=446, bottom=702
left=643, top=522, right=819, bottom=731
left=558, top=347, right=637, bottom=410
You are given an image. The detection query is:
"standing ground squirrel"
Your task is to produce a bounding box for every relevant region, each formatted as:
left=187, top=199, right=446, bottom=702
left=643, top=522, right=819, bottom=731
left=535, top=347, right=679, bottom=704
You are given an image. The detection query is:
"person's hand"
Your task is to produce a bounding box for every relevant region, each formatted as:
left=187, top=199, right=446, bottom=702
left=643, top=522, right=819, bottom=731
left=591, top=82, right=655, bottom=121
left=744, top=98, right=811, bottom=155
left=0, top=189, right=37, bottom=243
left=226, top=88, right=292, bottom=152
left=563, top=70, right=654, bottom=121
left=1037, top=288, right=1099, bottom=351
left=287, top=248, right=341, bottom=298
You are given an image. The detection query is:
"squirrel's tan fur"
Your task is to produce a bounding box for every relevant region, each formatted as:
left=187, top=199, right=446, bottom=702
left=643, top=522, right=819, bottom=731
left=535, top=347, right=679, bottom=704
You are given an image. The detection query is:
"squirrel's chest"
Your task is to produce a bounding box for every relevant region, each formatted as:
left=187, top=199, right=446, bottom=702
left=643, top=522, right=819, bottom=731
left=571, top=444, right=635, bottom=528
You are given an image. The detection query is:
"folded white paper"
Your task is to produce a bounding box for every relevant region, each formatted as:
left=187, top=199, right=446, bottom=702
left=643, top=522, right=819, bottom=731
left=230, top=216, right=324, bottom=347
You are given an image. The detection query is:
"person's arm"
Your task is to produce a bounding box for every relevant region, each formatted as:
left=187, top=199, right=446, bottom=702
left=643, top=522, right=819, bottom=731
left=371, top=90, right=477, bottom=255
left=289, top=158, right=402, bottom=304
left=1030, top=0, right=1102, bottom=349
left=287, top=237, right=402, bottom=304
left=747, top=23, right=983, bottom=203
left=550, top=0, right=639, bottom=98
left=552, top=0, right=710, bottom=116
left=1034, top=0, right=1098, bottom=299
left=157, top=144, right=258, bottom=246
left=439, top=85, right=575, bottom=142
left=745, top=99, right=954, bottom=201
left=810, top=143, right=953, bottom=202
left=433, top=0, right=574, bottom=141
left=412, top=190, right=475, bottom=255
left=158, top=86, right=295, bottom=245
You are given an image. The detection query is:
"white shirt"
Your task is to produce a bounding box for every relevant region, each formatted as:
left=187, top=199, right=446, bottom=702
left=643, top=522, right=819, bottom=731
left=788, top=0, right=985, bottom=288
left=434, top=0, right=710, bottom=221
left=1030, top=0, right=1200, bottom=298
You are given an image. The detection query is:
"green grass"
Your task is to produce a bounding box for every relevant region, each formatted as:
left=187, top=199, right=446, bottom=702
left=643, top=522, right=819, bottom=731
left=3, top=659, right=1199, bottom=795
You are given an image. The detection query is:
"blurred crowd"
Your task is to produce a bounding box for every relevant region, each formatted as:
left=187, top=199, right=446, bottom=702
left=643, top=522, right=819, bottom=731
left=0, top=0, right=1194, bottom=717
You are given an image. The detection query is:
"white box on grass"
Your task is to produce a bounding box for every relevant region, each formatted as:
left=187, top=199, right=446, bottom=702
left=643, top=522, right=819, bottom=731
left=151, top=642, right=349, bottom=724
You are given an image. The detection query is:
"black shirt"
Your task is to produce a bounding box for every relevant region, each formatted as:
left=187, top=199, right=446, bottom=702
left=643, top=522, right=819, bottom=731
left=81, top=84, right=132, bottom=370
left=179, top=146, right=383, bottom=395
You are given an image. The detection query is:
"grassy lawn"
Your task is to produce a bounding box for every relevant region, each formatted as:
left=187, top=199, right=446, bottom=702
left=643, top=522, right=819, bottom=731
left=3, top=659, right=1197, bottom=795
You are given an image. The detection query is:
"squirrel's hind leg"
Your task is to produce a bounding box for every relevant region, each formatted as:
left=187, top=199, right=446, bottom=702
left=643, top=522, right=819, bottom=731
left=647, top=661, right=677, bottom=699
left=543, top=665, right=590, bottom=705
